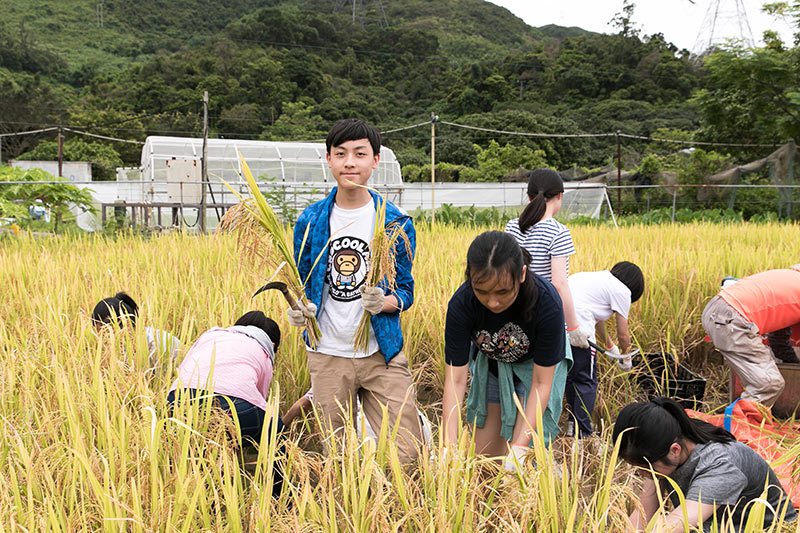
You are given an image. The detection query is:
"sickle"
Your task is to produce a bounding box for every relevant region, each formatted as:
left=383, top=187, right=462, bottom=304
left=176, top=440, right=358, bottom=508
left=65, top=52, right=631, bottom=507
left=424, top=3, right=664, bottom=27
left=253, top=281, right=300, bottom=311
left=587, top=340, right=640, bottom=360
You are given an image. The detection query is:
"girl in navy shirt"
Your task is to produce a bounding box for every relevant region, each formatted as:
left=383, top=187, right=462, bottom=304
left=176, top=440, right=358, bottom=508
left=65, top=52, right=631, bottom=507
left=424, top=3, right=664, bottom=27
left=442, top=231, right=572, bottom=470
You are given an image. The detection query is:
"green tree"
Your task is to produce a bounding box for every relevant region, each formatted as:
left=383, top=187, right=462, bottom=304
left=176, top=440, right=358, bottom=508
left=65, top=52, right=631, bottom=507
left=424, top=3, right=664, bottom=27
left=609, top=0, right=639, bottom=38
left=473, top=140, right=547, bottom=181
left=0, top=166, right=95, bottom=232
left=261, top=101, right=327, bottom=141
left=692, top=44, right=800, bottom=146
left=17, top=139, right=124, bottom=181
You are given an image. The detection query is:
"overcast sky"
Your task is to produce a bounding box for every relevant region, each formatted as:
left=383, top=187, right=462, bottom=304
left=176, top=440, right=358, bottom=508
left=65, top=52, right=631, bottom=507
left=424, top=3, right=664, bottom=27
left=487, top=0, right=796, bottom=52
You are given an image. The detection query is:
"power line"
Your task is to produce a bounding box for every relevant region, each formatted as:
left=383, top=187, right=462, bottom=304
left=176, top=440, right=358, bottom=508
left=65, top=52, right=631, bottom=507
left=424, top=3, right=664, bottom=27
left=62, top=128, right=144, bottom=145
left=0, top=126, right=59, bottom=138
left=440, top=121, right=616, bottom=139
left=617, top=133, right=781, bottom=148
left=1, top=117, right=785, bottom=151
left=86, top=101, right=199, bottom=130
left=381, top=121, right=431, bottom=134
left=441, top=121, right=781, bottom=148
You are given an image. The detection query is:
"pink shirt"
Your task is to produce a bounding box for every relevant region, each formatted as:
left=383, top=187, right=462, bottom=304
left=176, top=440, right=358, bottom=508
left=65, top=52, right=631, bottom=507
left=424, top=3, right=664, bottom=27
left=169, top=328, right=273, bottom=411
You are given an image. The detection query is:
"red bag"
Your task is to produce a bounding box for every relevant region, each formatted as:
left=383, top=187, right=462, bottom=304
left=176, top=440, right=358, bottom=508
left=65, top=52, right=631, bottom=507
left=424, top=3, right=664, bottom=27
left=687, top=399, right=800, bottom=509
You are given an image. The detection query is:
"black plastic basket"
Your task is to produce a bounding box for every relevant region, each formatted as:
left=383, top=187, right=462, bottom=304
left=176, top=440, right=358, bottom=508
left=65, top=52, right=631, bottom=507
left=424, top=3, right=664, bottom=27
left=633, top=352, right=706, bottom=407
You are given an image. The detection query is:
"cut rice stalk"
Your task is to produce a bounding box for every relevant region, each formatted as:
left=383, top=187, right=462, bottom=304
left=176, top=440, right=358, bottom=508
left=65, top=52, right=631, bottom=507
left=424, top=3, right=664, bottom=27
left=216, top=152, right=322, bottom=348
left=350, top=183, right=413, bottom=354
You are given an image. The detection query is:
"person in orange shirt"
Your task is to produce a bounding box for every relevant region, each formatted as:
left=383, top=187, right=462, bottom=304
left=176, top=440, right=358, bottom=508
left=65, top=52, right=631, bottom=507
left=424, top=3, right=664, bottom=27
left=702, top=266, right=800, bottom=406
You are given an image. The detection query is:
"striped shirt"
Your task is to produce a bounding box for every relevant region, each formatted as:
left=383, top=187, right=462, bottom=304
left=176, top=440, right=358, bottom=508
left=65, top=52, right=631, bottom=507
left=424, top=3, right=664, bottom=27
left=505, top=217, right=575, bottom=281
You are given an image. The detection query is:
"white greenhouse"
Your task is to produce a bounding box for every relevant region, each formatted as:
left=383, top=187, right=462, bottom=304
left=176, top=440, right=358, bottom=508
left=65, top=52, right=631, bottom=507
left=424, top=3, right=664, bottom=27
left=114, top=136, right=400, bottom=229
left=140, top=136, right=402, bottom=186
left=82, top=135, right=611, bottom=232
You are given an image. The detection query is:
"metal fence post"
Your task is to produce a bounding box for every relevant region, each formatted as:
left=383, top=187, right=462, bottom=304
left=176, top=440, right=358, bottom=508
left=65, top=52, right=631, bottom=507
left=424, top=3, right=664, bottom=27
left=671, top=187, right=678, bottom=222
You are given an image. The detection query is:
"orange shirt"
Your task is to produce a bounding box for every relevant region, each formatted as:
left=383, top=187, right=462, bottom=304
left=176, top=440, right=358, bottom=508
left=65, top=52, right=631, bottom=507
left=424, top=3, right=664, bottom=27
left=720, top=268, right=800, bottom=333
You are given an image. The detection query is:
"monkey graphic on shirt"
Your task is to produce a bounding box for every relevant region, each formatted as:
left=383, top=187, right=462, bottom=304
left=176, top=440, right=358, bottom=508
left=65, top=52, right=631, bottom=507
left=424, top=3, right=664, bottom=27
left=334, top=249, right=361, bottom=289
left=327, top=236, right=369, bottom=302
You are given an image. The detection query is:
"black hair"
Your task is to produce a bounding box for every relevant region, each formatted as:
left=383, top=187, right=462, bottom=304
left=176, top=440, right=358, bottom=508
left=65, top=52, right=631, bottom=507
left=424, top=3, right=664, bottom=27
left=326, top=118, right=381, bottom=156
left=518, top=168, right=565, bottom=233
left=612, top=397, right=735, bottom=467
left=465, top=231, right=538, bottom=321
left=235, top=310, right=281, bottom=352
left=610, top=261, right=645, bottom=303
left=92, top=292, right=139, bottom=328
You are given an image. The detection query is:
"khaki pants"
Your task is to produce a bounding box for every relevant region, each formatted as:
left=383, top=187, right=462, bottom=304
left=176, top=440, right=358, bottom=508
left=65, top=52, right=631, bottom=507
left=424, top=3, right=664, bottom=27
left=307, top=350, right=422, bottom=463
left=702, top=295, right=785, bottom=406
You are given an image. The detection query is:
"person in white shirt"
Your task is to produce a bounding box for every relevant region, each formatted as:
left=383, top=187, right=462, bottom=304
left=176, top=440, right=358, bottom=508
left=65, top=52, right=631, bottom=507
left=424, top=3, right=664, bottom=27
left=566, top=261, right=644, bottom=438
left=91, top=291, right=180, bottom=367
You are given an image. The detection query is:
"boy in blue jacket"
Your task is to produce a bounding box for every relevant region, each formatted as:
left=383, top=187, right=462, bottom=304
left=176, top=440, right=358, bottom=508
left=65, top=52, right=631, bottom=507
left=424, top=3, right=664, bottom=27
left=287, top=118, right=422, bottom=462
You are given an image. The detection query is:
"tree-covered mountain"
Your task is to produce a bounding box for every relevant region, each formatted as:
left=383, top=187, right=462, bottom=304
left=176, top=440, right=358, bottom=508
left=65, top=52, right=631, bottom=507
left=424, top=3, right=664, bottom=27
left=1, top=0, right=796, bottom=181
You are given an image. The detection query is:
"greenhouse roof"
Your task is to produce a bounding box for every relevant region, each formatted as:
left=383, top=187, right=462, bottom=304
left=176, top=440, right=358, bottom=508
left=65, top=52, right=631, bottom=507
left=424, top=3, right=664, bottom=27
left=140, top=136, right=402, bottom=185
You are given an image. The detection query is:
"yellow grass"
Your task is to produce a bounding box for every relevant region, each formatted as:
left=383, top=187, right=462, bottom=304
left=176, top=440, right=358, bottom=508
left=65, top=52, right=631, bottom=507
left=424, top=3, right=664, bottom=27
left=1, top=222, right=799, bottom=531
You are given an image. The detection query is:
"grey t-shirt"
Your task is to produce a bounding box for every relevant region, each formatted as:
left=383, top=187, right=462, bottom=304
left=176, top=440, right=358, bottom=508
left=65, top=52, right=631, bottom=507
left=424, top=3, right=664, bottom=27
left=667, top=441, right=796, bottom=532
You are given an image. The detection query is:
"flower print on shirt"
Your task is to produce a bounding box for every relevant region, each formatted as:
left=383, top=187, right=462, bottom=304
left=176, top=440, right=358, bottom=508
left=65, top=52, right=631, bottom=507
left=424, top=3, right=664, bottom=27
left=472, top=323, right=530, bottom=363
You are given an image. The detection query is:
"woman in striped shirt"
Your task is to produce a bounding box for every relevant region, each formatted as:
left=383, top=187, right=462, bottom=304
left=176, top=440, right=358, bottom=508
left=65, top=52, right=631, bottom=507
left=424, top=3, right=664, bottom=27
left=505, top=169, right=591, bottom=349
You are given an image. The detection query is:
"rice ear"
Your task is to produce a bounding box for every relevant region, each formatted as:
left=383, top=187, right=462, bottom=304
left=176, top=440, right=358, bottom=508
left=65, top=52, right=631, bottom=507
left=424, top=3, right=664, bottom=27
left=352, top=187, right=412, bottom=353
left=216, top=152, right=323, bottom=348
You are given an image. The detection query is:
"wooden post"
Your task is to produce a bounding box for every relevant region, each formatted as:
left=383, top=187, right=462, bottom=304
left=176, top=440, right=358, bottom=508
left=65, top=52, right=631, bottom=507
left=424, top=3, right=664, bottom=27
left=616, top=130, right=621, bottom=215
left=431, top=112, right=438, bottom=224
left=788, top=140, right=795, bottom=219
left=57, top=126, right=63, bottom=178
left=201, top=91, right=209, bottom=233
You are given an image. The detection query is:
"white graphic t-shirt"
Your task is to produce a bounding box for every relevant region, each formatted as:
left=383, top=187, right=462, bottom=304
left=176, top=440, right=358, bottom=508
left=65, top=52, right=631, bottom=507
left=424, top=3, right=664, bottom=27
left=568, top=270, right=632, bottom=343
left=315, top=201, right=379, bottom=358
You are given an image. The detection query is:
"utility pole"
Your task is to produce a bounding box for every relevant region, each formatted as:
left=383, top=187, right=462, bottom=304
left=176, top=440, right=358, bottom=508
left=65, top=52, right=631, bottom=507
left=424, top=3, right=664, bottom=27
left=430, top=112, right=438, bottom=224
left=788, top=139, right=795, bottom=219
left=616, top=130, right=622, bottom=215
left=201, top=91, right=208, bottom=233
left=57, top=126, right=63, bottom=178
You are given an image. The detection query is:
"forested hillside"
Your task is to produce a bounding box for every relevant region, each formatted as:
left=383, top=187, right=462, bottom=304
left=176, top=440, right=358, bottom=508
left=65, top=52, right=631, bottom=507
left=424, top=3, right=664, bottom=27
left=1, top=0, right=797, bottom=183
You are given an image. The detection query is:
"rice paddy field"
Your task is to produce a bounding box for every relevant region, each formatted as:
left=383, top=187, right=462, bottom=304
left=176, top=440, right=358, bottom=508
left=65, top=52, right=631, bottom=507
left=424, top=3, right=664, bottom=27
left=1, top=222, right=799, bottom=531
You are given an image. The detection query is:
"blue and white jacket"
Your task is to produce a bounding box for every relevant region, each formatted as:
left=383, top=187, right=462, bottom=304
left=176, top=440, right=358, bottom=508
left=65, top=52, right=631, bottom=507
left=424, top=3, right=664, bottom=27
left=293, top=188, right=416, bottom=362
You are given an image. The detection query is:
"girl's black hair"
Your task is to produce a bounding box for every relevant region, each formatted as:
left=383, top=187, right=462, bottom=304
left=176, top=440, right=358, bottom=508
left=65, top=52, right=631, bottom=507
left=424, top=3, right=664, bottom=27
left=92, top=292, right=139, bottom=328
left=518, top=168, right=565, bottom=233
left=326, top=118, right=381, bottom=156
left=610, top=261, right=645, bottom=303
left=235, top=310, right=281, bottom=351
left=465, top=231, right=538, bottom=321
left=612, top=397, right=735, bottom=466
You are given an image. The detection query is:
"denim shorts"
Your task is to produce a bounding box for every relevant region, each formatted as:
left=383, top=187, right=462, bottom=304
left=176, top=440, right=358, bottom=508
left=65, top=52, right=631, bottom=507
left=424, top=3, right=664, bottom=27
left=468, top=360, right=527, bottom=403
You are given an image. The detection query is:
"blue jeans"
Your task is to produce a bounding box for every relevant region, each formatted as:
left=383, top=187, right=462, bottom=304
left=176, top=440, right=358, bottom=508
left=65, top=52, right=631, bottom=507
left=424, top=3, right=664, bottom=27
left=167, top=389, right=285, bottom=445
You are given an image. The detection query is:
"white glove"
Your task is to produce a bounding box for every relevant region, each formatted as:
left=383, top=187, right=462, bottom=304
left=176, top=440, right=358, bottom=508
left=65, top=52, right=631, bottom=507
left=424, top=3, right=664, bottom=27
left=503, top=444, right=529, bottom=472
left=360, top=286, right=385, bottom=315
left=617, top=355, right=633, bottom=372
left=567, top=326, right=591, bottom=349
left=607, top=344, right=621, bottom=357
left=286, top=301, right=317, bottom=328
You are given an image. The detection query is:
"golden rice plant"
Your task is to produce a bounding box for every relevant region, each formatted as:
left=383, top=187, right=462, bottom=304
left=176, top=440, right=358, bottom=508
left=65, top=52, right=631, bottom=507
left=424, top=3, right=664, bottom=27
left=2, top=223, right=800, bottom=531
left=216, top=152, right=322, bottom=348
left=352, top=190, right=413, bottom=354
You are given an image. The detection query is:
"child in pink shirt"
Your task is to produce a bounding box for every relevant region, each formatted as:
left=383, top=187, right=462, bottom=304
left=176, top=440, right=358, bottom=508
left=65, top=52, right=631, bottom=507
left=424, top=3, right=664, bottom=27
left=168, top=310, right=282, bottom=445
